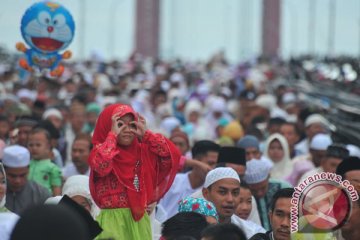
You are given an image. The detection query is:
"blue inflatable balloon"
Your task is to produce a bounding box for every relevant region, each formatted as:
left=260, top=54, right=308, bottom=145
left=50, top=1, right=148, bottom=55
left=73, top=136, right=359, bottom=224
left=16, top=2, right=75, bottom=77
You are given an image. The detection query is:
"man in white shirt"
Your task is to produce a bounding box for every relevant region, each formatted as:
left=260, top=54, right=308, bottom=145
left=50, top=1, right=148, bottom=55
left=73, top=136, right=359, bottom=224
left=295, top=113, right=332, bottom=156
left=202, top=167, right=265, bottom=239
left=62, top=133, right=92, bottom=179
left=158, top=140, right=220, bottom=219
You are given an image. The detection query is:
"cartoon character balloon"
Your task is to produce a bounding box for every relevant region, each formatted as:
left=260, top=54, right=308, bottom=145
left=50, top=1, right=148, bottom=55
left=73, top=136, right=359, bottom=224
left=16, top=2, right=75, bottom=77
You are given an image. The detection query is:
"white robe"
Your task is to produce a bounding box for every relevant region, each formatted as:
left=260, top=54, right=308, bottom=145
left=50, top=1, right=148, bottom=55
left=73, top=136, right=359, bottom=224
left=158, top=172, right=202, bottom=220
left=231, top=214, right=266, bottom=239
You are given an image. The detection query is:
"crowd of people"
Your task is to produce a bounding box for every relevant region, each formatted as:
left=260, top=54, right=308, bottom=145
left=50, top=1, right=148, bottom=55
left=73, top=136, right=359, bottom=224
left=0, top=52, right=360, bottom=239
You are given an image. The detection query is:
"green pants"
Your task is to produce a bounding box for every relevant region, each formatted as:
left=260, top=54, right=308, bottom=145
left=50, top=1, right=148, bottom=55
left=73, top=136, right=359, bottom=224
left=96, top=208, right=151, bottom=240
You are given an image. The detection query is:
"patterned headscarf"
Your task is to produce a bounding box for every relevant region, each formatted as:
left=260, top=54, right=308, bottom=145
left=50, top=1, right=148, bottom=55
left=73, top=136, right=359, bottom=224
left=178, top=197, right=219, bottom=222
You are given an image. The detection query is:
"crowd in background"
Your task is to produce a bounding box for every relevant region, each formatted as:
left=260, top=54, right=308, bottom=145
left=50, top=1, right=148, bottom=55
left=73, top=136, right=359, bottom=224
left=0, top=51, right=360, bottom=240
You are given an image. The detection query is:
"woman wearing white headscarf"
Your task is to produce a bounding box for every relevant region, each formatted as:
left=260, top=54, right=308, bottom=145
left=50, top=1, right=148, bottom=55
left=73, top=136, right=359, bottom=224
left=263, top=133, right=293, bottom=182
left=62, top=175, right=100, bottom=219
left=0, top=163, right=19, bottom=240
left=182, top=99, right=212, bottom=144
left=204, top=97, right=233, bottom=140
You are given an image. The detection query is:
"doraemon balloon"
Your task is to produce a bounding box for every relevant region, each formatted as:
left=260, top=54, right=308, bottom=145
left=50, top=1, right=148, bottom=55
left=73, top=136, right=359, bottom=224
left=16, top=2, right=75, bottom=77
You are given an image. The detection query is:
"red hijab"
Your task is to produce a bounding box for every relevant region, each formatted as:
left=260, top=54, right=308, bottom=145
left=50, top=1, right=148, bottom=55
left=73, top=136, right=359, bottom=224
left=91, top=104, right=180, bottom=220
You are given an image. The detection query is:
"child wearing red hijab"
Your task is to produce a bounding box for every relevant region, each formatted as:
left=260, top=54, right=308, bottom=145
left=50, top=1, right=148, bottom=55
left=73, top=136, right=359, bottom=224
left=88, top=104, right=180, bottom=239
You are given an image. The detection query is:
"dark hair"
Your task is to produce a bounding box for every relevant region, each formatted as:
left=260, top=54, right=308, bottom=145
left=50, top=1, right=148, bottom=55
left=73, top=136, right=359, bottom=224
left=153, top=89, right=167, bottom=99
left=162, top=212, right=208, bottom=240
left=34, top=120, right=60, bottom=139
left=191, top=140, right=220, bottom=159
left=201, top=223, right=247, bottom=240
left=74, top=133, right=93, bottom=150
left=240, top=181, right=250, bottom=190
left=269, top=188, right=295, bottom=212
left=280, top=122, right=300, bottom=136
left=29, top=128, right=51, bottom=143
left=326, top=144, right=349, bottom=159
left=0, top=115, right=8, bottom=122
left=268, top=117, right=286, bottom=127
left=171, top=237, right=197, bottom=240
left=244, top=126, right=263, bottom=141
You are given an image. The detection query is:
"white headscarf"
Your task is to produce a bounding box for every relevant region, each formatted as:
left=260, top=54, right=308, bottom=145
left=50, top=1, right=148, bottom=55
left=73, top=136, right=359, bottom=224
left=263, top=133, right=293, bottom=181
left=159, top=117, right=181, bottom=137
left=184, top=99, right=203, bottom=122
left=62, top=175, right=100, bottom=218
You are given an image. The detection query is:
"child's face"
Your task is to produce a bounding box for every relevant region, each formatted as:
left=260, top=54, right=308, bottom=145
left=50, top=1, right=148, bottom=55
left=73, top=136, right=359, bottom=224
left=236, top=187, right=252, bottom=220
left=117, top=114, right=136, bottom=146
left=28, top=132, right=51, bottom=160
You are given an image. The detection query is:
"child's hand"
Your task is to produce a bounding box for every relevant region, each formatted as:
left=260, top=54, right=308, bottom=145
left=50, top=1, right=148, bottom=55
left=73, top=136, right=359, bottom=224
left=111, top=114, right=126, bottom=136
left=130, top=114, right=146, bottom=141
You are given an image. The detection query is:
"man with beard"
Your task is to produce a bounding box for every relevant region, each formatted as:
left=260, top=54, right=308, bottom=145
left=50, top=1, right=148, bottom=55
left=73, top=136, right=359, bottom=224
left=249, top=188, right=294, bottom=240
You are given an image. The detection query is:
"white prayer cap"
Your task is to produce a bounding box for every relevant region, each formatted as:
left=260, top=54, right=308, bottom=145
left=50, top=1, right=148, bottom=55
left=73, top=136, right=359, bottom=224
left=45, top=196, right=63, bottom=205
left=304, top=114, right=329, bottom=127
left=244, top=159, right=271, bottom=184
left=184, top=99, right=202, bottom=119
left=255, top=94, right=276, bottom=110
left=17, top=89, right=36, bottom=102
left=210, top=97, right=226, bottom=113
left=170, top=72, right=184, bottom=83
left=282, top=92, right=297, bottom=105
left=204, top=167, right=240, bottom=188
left=2, top=145, right=30, bottom=167
left=159, top=117, right=181, bottom=136
left=310, top=133, right=332, bottom=150
left=197, top=83, right=210, bottom=95
left=42, top=108, right=63, bottom=120
left=346, top=144, right=360, bottom=158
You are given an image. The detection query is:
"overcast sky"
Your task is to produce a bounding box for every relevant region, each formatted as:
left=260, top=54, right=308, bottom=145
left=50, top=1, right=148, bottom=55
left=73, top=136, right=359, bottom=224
left=1, top=0, right=359, bottom=62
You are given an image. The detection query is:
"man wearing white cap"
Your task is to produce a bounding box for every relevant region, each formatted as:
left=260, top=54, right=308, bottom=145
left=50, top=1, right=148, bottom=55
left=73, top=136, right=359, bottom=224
left=299, top=143, right=349, bottom=183
left=293, top=133, right=333, bottom=185
left=294, top=113, right=332, bottom=155
left=204, top=97, right=233, bottom=139
left=202, top=167, right=265, bottom=239
left=244, top=159, right=291, bottom=231
left=17, top=88, right=36, bottom=109
left=42, top=108, right=64, bottom=130
left=3, top=145, right=50, bottom=214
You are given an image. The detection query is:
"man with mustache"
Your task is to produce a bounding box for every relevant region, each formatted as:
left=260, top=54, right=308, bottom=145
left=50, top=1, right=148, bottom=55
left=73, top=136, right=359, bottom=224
left=202, top=167, right=265, bottom=239
left=249, top=188, right=294, bottom=240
